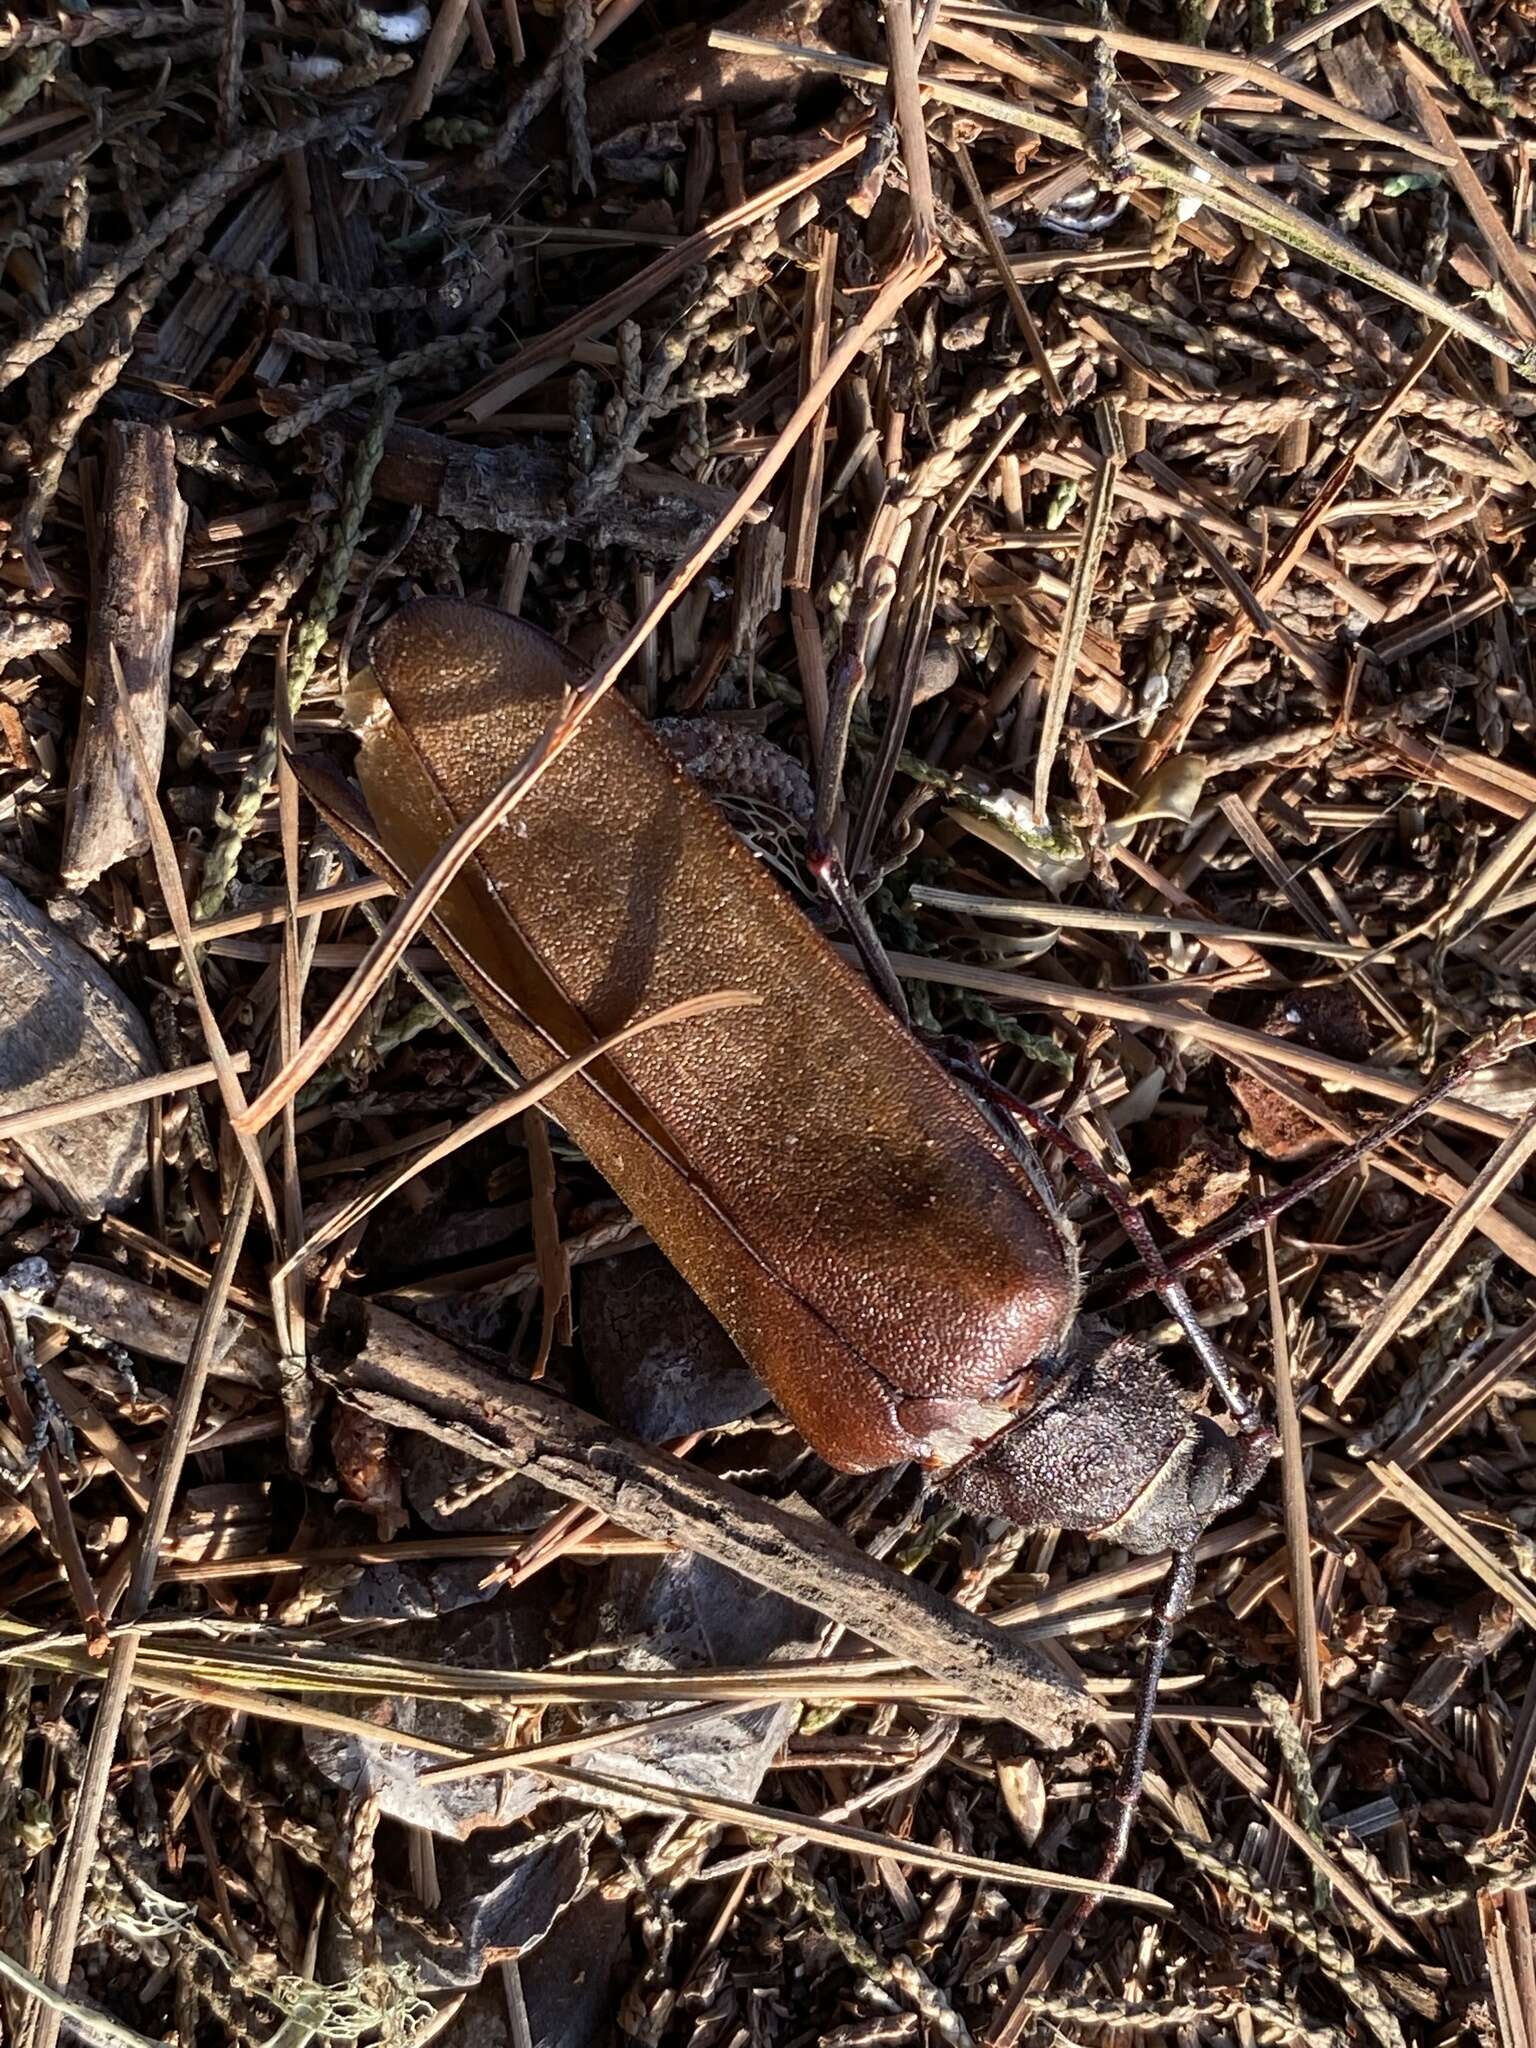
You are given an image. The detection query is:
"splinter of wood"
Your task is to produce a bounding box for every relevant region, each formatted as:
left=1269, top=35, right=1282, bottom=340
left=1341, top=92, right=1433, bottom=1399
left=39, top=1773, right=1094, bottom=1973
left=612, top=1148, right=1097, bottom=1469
left=61, top=423, right=188, bottom=890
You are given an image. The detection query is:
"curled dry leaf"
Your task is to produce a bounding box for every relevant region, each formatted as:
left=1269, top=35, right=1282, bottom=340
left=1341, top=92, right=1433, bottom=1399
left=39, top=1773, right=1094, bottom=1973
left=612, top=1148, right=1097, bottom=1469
left=380, top=1811, right=602, bottom=1989
left=331, top=1403, right=407, bottom=1537
left=306, top=1586, right=552, bottom=1837
left=556, top=1546, right=826, bottom=1810
left=579, top=1243, right=767, bottom=1442
left=996, top=1752, right=1047, bottom=1850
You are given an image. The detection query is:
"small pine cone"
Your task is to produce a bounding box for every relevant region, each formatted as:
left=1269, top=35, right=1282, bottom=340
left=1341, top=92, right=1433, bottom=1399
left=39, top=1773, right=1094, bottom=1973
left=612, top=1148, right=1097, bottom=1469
left=654, top=718, right=814, bottom=825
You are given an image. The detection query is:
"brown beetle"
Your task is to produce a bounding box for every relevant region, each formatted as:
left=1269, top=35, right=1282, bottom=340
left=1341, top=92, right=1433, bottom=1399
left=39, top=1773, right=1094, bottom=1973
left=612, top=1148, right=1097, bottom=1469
left=303, top=596, right=1488, bottom=1896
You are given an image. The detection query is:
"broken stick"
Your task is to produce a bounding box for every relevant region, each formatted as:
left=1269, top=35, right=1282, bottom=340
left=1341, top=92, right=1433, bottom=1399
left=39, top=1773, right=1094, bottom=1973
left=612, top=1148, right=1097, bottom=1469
left=61, top=421, right=188, bottom=890
left=339, top=1300, right=1088, bottom=1744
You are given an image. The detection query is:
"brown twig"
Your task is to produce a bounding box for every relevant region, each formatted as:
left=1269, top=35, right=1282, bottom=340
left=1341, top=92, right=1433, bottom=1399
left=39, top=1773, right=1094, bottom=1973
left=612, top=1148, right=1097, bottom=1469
left=339, top=1300, right=1088, bottom=1742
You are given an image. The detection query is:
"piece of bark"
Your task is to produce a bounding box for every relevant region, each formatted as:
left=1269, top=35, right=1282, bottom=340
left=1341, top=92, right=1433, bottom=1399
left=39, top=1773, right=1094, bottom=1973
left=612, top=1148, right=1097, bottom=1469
left=1231, top=985, right=1376, bottom=1164
left=1231, top=1073, right=1334, bottom=1164
left=0, top=881, right=161, bottom=1218
left=259, top=396, right=739, bottom=560
left=48, top=1262, right=276, bottom=1388
left=61, top=422, right=188, bottom=890
left=142, top=177, right=289, bottom=393
left=335, top=1299, right=1088, bottom=1745
left=1317, top=35, right=1399, bottom=117
left=1140, top=1124, right=1250, bottom=1238
left=0, top=613, right=69, bottom=665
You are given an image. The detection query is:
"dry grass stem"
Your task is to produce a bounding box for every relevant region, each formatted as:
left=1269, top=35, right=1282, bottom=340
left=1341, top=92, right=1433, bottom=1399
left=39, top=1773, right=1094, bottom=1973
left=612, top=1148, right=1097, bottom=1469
left=0, top=1055, right=252, bottom=1143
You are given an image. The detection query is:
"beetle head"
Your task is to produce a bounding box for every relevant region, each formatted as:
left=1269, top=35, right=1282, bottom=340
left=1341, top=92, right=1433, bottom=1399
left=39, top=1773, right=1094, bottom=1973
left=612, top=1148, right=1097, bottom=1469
left=936, top=1323, right=1274, bottom=1558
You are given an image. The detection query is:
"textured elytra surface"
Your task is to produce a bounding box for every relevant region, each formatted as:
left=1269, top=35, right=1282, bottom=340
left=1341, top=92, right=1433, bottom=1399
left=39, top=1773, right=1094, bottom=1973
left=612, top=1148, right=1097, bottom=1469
left=351, top=597, right=1079, bottom=1474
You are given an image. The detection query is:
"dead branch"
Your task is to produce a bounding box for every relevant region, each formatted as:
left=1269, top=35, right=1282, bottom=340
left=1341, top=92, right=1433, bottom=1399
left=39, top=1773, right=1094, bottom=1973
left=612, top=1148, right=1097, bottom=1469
left=338, top=1300, right=1089, bottom=1745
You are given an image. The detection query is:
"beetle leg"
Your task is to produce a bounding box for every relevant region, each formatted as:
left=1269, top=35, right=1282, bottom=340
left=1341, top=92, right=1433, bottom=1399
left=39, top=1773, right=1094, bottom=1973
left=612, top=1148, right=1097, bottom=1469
left=941, top=1057, right=1268, bottom=1442
left=1063, top=1545, right=1198, bottom=1935
left=1099, top=1544, right=1196, bottom=1878
left=1104, top=1009, right=1536, bottom=1304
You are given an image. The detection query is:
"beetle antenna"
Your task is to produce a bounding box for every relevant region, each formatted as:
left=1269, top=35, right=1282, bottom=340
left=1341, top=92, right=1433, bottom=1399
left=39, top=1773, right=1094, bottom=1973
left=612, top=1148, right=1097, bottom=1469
left=808, top=836, right=911, bottom=1026
left=1064, top=1544, right=1197, bottom=1936
left=940, top=1054, right=1264, bottom=1438
left=1104, top=1010, right=1536, bottom=1303
left=806, top=552, right=911, bottom=1025
left=811, top=554, right=896, bottom=857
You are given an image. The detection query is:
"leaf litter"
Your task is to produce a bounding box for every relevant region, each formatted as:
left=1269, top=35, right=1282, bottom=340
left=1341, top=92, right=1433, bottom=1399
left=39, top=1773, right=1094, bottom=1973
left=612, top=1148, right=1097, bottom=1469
left=0, top=0, right=1535, bottom=2042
